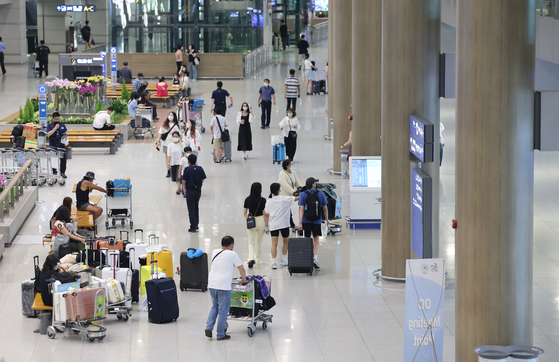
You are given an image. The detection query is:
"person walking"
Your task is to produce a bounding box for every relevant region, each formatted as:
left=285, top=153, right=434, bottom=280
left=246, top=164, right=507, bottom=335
left=264, top=183, right=299, bottom=269
left=35, top=40, right=50, bottom=77
left=284, top=69, right=300, bottom=112
left=81, top=21, right=92, bottom=49
left=46, top=112, right=67, bottom=178
left=188, top=44, right=198, bottom=80
left=211, top=81, right=233, bottom=117
left=175, top=45, right=183, bottom=74
left=257, top=79, right=276, bottom=129
left=184, top=120, right=202, bottom=158
left=297, top=34, right=309, bottom=70
left=205, top=236, right=247, bottom=340
left=156, top=112, right=180, bottom=177
left=236, top=102, right=254, bottom=160
left=298, top=177, right=329, bottom=269
left=279, top=20, right=288, bottom=50
left=0, top=37, right=7, bottom=75
left=182, top=154, right=206, bottom=232
left=167, top=131, right=184, bottom=195
left=304, top=54, right=317, bottom=95
left=279, top=108, right=300, bottom=161
left=244, top=182, right=267, bottom=268
left=119, top=62, right=132, bottom=84
left=210, top=109, right=228, bottom=163
left=278, top=159, right=303, bottom=231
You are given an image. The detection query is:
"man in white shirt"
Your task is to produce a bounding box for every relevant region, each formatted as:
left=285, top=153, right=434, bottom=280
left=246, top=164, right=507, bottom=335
left=92, top=106, right=115, bottom=130
left=205, top=236, right=247, bottom=341
left=210, top=109, right=228, bottom=163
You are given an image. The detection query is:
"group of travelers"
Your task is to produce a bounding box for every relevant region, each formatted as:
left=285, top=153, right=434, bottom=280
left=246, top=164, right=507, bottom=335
left=175, top=44, right=199, bottom=80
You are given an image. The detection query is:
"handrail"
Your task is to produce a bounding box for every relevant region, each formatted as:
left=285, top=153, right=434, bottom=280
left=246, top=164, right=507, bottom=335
left=311, top=21, right=328, bottom=44
left=243, top=45, right=273, bottom=77
left=0, top=159, right=32, bottom=222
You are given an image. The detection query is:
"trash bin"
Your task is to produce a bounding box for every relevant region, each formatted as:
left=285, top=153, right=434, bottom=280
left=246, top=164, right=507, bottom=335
left=339, top=149, right=349, bottom=179
left=507, top=345, right=544, bottom=361
left=473, top=345, right=544, bottom=362
left=39, top=312, right=52, bottom=335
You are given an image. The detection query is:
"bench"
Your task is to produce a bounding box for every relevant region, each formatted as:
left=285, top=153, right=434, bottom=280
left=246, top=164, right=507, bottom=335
left=0, top=129, right=123, bottom=147
left=0, top=135, right=119, bottom=155
left=32, top=293, right=52, bottom=311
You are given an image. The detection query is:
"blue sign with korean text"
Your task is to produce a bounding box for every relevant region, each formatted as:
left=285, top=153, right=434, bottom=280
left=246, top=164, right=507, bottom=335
left=409, top=115, right=434, bottom=163
left=38, top=85, right=47, bottom=127
left=56, top=5, right=96, bottom=12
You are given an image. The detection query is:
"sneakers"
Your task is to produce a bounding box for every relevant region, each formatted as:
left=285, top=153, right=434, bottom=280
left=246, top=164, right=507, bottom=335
left=205, top=329, right=212, bottom=338
left=166, top=170, right=171, bottom=177
left=257, top=259, right=263, bottom=265
left=280, top=259, right=288, bottom=266
left=271, top=262, right=277, bottom=270
left=248, top=260, right=255, bottom=268
left=221, top=156, right=226, bottom=161
left=243, top=155, right=247, bottom=160
left=313, top=260, right=320, bottom=269
left=61, top=173, right=67, bottom=179
left=217, top=335, right=231, bottom=341
left=188, top=228, right=197, bottom=233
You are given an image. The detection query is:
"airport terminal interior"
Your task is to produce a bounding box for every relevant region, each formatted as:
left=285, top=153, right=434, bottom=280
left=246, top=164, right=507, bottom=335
left=1, top=1, right=559, bottom=361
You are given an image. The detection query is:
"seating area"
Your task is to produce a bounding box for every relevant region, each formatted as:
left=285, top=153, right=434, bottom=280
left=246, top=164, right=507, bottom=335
left=106, top=84, right=186, bottom=108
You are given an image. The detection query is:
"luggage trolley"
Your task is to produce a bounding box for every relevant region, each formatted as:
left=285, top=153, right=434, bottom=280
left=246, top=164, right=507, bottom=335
left=104, top=253, right=133, bottom=322
left=46, top=147, right=66, bottom=186
left=106, top=179, right=133, bottom=228
left=227, top=275, right=273, bottom=337
left=28, top=58, right=40, bottom=78
left=186, top=98, right=206, bottom=133
left=134, top=106, right=155, bottom=139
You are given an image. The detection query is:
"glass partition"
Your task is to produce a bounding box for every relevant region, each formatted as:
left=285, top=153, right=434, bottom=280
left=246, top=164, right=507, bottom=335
left=537, top=0, right=558, bottom=18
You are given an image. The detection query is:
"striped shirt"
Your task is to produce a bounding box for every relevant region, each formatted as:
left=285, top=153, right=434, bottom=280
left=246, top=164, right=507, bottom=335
left=285, top=76, right=300, bottom=98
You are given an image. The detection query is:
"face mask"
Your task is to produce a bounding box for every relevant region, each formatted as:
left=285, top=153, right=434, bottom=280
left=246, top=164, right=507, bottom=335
left=168, top=115, right=174, bottom=121
left=186, top=123, right=191, bottom=129
left=287, top=112, right=293, bottom=117
left=242, top=106, right=248, bottom=111
left=54, top=265, right=59, bottom=270
left=53, top=119, right=59, bottom=123
left=172, top=137, right=180, bottom=143
left=264, top=83, right=269, bottom=87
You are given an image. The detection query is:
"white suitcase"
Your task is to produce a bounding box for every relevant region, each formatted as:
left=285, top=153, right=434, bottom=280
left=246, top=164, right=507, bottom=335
left=91, top=277, right=108, bottom=295
left=126, top=244, right=149, bottom=271
left=106, top=278, right=125, bottom=304
left=53, top=292, right=68, bottom=323
left=102, top=265, right=130, bottom=286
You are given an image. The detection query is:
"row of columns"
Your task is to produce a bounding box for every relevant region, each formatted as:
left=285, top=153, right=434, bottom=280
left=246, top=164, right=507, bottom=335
left=328, top=0, right=535, bottom=360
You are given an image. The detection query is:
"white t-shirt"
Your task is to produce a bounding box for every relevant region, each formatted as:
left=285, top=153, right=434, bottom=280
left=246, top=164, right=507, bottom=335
left=264, top=195, right=296, bottom=231
left=208, top=249, right=242, bottom=291
left=440, top=123, right=445, bottom=144
left=179, top=156, right=190, bottom=169
left=304, top=59, right=312, bottom=70
left=159, top=122, right=180, bottom=147
left=92, top=111, right=111, bottom=129
left=167, top=142, right=183, bottom=166
left=210, top=115, right=227, bottom=139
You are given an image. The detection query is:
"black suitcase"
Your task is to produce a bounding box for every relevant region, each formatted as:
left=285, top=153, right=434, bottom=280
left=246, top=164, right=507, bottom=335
left=21, top=279, right=37, bottom=317
left=145, top=277, right=179, bottom=324
left=180, top=250, right=208, bottom=292
left=131, top=269, right=140, bottom=302
left=288, top=236, right=314, bottom=276
left=57, top=244, right=71, bottom=259
left=311, top=80, right=320, bottom=95
left=319, top=80, right=326, bottom=94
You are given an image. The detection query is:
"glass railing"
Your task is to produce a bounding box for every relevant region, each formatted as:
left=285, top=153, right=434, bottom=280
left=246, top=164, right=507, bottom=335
left=537, top=0, right=558, bottom=18
left=311, top=21, right=328, bottom=44
left=243, top=45, right=273, bottom=77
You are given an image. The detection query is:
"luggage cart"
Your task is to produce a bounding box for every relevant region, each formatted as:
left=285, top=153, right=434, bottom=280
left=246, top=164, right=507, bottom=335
left=46, top=147, right=66, bottom=186
left=106, top=180, right=133, bottom=229
left=34, top=147, right=54, bottom=186
left=1, top=148, right=19, bottom=182
left=28, top=58, right=40, bottom=78
left=227, top=275, right=273, bottom=337
left=134, top=106, right=154, bottom=139
left=186, top=100, right=206, bottom=133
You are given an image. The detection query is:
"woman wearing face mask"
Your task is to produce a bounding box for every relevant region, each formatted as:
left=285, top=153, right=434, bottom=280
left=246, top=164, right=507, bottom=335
left=179, top=65, right=189, bottom=86
left=188, top=44, right=198, bottom=80
left=173, top=73, right=180, bottom=85
left=156, top=76, right=168, bottom=97
left=39, top=254, right=61, bottom=306
left=278, top=159, right=303, bottom=231
left=167, top=131, right=184, bottom=195
left=279, top=108, right=300, bottom=162
left=236, top=102, right=254, bottom=160
left=184, top=120, right=202, bottom=157
left=156, top=111, right=180, bottom=177
left=243, top=182, right=267, bottom=268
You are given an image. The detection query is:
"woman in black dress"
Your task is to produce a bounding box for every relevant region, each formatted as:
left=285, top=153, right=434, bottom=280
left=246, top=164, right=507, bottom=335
left=236, top=102, right=255, bottom=160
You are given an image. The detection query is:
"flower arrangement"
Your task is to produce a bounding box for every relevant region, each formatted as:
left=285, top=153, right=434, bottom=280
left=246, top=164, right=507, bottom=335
left=79, top=83, right=100, bottom=97
left=45, top=77, right=79, bottom=93
left=0, top=174, right=7, bottom=193
left=87, top=75, right=110, bottom=86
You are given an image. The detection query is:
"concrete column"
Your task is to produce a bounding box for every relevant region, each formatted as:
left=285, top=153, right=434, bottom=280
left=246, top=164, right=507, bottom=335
left=381, top=0, right=440, bottom=278
left=0, top=0, right=27, bottom=64
left=351, top=0, right=381, bottom=157
left=37, top=0, right=67, bottom=53
left=332, top=0, right=352, bottom=171
left=455, top=1, right=535, bottom=360
left=327, top=0, right=334, bottom=139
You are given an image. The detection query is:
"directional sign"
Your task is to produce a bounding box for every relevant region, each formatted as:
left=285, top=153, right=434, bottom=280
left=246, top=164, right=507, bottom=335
left=56, top=5, right=96, bottom=12
left=409, top=115, right=434, bottom=163
left=100, top=51, right=106, bottom=58
left=39, top=85, right=47, bottom=127
left=110, top=47, right=117, bottom=91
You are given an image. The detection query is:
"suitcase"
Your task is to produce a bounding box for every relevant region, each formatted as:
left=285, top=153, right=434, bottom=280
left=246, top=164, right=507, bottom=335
left=106, top=278, right=125, bottom=304
left=126, top=229, right=150, bottom=271
left=131, top=268, right=140, bottom=302
left=147, top=250, right=173, bottom=279
left=91, top=277, right=108, bottom=295
left=95, top=227, right=126, bottom=251
left=52, top=292, right=68, bottom=322
left=213, top=139, right=232, bottom=162
left=312, top=80, right=321, bottom=95
left=318, top=80, right=326, bottom=94
left=79, top=241, right=106, bottom=268
left=288, top=236, right=314, bottom=276
left=273, top=144, right=286, bottom=164
left=66, top=287, right=107, bottom=321
left=145, top=277, right=179, bottom=324
left=102, top=252, right=132, bottom=288
left=179, top=250, right=208, bottom=292
left=140, top=265, right=165, bottom=296
left=21, top=279, right=37, bottom=317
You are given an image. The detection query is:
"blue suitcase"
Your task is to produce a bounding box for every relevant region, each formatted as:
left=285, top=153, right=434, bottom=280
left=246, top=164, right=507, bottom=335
left=273, top=144, right=285, bottom=164
left=145, top=277, right=179, bottom=324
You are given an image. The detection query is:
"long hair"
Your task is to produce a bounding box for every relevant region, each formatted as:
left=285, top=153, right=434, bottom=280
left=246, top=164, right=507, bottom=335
left=62, top=196, right=72, bottom=210
left=186, top=120, right=196, bottom=139
left=56, top=207, right=71, bottom=223
left=162, top=112, right=179, bottom=130
left=248, top=182, right=262, bottom=208
left=269, top=183, right=280, bottom=198
left=43, top=254, right=60, bottom=271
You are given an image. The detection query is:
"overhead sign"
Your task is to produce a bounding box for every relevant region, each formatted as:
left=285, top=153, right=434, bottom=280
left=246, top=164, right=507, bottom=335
left=38, top=85, right=47, bottom=127
left=409, top=115, right=434, bottom=163
left=411, top=168, right=432, bottom=259
left=404, top=258, right=445, bottom=362
left=56, top=5, right=96, bottom=12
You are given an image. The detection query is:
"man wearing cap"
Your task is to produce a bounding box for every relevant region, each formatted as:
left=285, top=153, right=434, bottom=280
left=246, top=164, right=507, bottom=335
left=132, top=73, right=144, bottom=92
left=93, top=106, right=115, bottom=130
left=298, top=177, right=329, bottom=268
left=46, top=112, right=68, bottom=178
left=76, top=172, right=106, bottom=221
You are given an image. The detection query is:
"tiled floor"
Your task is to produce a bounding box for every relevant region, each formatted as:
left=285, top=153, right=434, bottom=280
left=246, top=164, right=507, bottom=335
left=1, top=40, right=559, bottom=361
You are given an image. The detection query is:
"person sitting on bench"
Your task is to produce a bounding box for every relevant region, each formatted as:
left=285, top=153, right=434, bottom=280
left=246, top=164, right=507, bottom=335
left=93, top=106, right=115, bottom=131
left=76, top=171, right=106, bottom=221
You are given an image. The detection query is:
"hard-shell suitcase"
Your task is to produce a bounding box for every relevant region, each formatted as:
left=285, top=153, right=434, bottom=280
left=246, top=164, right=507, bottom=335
left=312, top=80, right=321, bottom=95
left=318, top=80, right=326, bottom=94
left=179, top=250, right=208, bottom=292
left=126, top=244, right=142, bottom=302
left=106, top=278, right=125, bottom=304
left=213, top=139, right=232, bottom=162
left=145, top=277, right=179, bottom=324
left=95, top=227, right=126, bottom=251
left=273, top=144, right=286, bottom=164
left=21, top=279, right=37, bottom=317
left=102, top=252, right=132, bottom=287
left=288, top=236, right=314, bottom=276
left=79, top=241, right=106, bottom=268
left=126, top=229, right=150, bottom=271
left=66, top=287, right=107, bottom=321
left=53, top=292, right=68, bottom=322
left=140, top=265, right=164, bottom=296
left=147, top=251, right=173, bottom=279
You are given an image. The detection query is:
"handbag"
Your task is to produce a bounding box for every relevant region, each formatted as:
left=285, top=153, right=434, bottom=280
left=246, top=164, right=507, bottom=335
left=91, top=38, right=96, bottom=46
left=160, top=123, right=176, bottom=141
left=216, top=116, right=230, bottom=142
left=246, top=198, right=261, bottom=229
left=194, top=57, right=200, bottom=66
left=288, top=120, right=297, bottom=138
left=53, top=234, right=70, bottom=254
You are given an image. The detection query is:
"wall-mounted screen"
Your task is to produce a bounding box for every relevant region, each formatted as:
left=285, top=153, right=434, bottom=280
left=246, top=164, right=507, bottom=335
left=350, top=157, right=381, bottom=189
left=409, top=114, right=434, bottom=163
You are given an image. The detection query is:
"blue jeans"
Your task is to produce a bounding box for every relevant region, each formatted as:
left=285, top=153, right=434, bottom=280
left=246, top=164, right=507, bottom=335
left=189, top=62, right=198, bottom=79
left=206, top=288, right=231, bottom=338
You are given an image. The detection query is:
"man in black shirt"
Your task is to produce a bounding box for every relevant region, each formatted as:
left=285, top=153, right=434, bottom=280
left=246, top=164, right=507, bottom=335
left=81, top=20, right=92, bottom=49
left=279, top=20, right=288, bottom=51
left=35, top=40, right=50, bottom=77
left=211, top=81, right=233, bottom=117
left=182, top=154, right=206, bottom=232
left=297, top=34, right=309, bottom=70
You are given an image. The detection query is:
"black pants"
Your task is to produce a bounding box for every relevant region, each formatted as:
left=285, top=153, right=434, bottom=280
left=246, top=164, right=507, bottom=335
left=284, top=136, right=297, bottom=161
left=186, top=189, right=201, bottom=229
left=215, top=103, right=226, bottom=117
left=261, top=100, right=272, bottom=127
left=286, top=97, right=297, bottom=112
left=94, top=124, right=116, bottom=130
left=282, top=35, right=288, bottom=50
left=39, top=60, right=48, bottom=77
left=52, top=146, right=67, bottom=174
left=0, top=53, right=5, bottom=74
left=176, top=61, right=182, bottom=74
left=140, top=100, right=157, bottom=119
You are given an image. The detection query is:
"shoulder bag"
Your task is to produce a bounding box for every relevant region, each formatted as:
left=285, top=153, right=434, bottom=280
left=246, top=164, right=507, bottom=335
left=160, top=123, right=176, bottom=141
left=216, top=117, right=230, bottom=143
left=288, top=120, right=297, bottom=138
left=212, top=249, right=225, bottom=263
left=246, top=198, right=261, bottom=229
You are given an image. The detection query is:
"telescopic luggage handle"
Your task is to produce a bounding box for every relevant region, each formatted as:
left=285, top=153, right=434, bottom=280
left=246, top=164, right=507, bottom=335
left=120, top=230, right=129, bottom=243
left=134, top=228, right=144, bottom=243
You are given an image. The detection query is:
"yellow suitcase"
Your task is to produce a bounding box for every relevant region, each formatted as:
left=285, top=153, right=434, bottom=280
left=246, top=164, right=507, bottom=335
left=147, top=251, right=173, bottom=279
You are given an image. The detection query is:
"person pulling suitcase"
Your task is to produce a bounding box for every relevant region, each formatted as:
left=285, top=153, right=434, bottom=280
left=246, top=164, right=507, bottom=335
left=298, top=177, right=329, bottom=268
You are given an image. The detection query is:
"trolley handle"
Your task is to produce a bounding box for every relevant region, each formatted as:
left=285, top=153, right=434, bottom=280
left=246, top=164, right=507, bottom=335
left=134, top=229, right=144, bottom=243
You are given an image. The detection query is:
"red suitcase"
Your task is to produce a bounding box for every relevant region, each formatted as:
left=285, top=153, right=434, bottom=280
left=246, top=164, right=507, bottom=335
left=66, top=287, right=107, bottom=321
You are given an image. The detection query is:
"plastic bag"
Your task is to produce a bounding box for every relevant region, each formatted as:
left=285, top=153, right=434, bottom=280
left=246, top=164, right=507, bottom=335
left=139, top=295, right=148, bottom=312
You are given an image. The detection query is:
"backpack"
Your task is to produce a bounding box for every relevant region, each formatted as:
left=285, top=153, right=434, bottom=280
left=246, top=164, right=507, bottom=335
left=304, top=191, right=321, bottom=222
left=11, top=125, right=23, bottom=142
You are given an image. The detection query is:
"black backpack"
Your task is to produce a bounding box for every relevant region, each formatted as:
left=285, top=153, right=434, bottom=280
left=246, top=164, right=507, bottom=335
left=304, top=191, right=321, bottom=222
left=11, top=125, right=23, bottom=142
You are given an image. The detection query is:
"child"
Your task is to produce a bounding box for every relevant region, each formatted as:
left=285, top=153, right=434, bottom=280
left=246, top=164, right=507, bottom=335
left=179, top=147, right=193, bottom=197
left=172, top=73, right=180, bottom=85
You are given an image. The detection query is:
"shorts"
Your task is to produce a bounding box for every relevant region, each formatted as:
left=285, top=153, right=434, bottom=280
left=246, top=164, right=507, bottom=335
left=299, top=54, right=306, bottom=61
left=162, top=145, right=168, bottom=154
left=213, top=138, right=223, bottom=150
left=77, top=202, right=93, bottom=211
left=170, top=165, right=180, bottom=182
left=306, top=69, right=314, bottom=80
left=303, top=223, right=322, bottom=238
left=270, top=227, right=290, bottom=238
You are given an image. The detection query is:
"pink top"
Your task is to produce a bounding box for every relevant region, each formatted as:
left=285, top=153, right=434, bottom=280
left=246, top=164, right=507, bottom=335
left=156, top=82, right=168, bottom=97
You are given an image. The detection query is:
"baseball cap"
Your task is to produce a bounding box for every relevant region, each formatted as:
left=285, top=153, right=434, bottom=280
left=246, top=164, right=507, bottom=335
left=138, top=73, right=144, bottom=77
left=305, top=177, right=319, bottom=188
left=84, top=171, right=95, bottom=180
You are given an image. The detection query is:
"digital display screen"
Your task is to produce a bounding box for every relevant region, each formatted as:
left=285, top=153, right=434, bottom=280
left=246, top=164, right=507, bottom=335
left=230, top=12, right=239, bottom=18
left=252, top=14, right=258, bottom=27
left=270, top=1, right=277, bottom=5
left=351, top=159, right=381, bottom=188
left=409, top=115, right=434, bottom=163
left=313, top=0, right=328, bottom=11
left=259, top=15, right=264, bottom=27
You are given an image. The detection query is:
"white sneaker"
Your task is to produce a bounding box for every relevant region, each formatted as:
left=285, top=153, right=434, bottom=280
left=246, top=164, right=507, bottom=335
left=280, top=259, right=288, bottom=266
left=271, top=262, right=277, bottom=270
left=257, top=259, right=263, bottom=265
left=243, top=155, right=247, bottom=160
left=313, top=260, right=320, bottom=269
